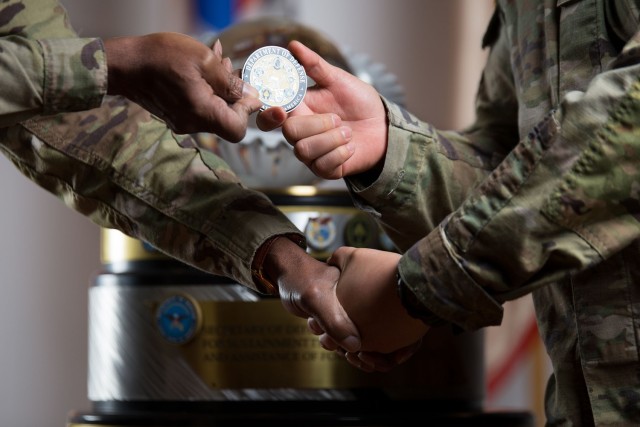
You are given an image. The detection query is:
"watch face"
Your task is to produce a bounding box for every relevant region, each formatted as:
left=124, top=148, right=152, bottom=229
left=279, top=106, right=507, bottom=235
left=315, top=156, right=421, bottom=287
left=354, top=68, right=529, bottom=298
left=242, top=46, right=307, bottom=112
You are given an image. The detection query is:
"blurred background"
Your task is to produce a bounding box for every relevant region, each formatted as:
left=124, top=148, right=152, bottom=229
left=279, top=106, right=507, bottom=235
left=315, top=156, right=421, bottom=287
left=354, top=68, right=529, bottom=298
left=0, top=1, right=551, bottom=426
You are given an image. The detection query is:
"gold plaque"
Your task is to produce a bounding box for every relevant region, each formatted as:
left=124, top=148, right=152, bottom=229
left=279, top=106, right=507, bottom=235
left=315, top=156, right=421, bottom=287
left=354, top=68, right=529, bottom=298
left=179, top=299, right=351, bottom=388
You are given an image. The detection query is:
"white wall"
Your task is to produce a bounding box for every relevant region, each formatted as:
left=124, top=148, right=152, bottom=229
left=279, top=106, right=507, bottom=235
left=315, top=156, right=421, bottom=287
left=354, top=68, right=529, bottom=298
left=0, top=1, right=498, bottom=426
left=0, top=159, right=99, bottom=425
left=60, top=0, right=194, bottom=38
left=295, top=0, right=493, bottom=129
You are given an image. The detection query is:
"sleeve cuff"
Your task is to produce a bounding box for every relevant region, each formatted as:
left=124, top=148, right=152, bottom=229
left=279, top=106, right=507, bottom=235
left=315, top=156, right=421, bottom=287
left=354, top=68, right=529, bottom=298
left=396, top=269, right=446, bottom=327
left=398, top=222, right=504, bottom=331
left=39, top=37, right=107, bottom=114
left=346, top=97, right=426, bottom=211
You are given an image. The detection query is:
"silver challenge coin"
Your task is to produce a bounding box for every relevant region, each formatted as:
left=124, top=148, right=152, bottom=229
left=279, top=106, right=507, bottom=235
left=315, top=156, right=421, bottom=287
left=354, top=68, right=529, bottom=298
left=242, top=46, right=307, bottom=112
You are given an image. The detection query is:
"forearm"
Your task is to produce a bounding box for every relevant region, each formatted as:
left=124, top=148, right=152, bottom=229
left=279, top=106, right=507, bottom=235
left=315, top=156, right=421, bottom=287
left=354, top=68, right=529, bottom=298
left=346, top=98, right=499, bottom=251
left=2, top=97, right=300, bottom=288
left=346, top=23, right=517, bottom=252
left=345, top=102, right=508, bottom=330
left=364, top=61, right=640, bottom=331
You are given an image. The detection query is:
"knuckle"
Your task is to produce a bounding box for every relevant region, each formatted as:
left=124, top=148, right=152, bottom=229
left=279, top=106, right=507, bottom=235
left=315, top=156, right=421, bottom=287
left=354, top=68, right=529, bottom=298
left=300, top=282, right=323, bottom=302
left=282, top=121, right=299, bottom=142
left=294, top=139, right=311, bottom=161
left=225, top=130, right=244, bottom=143
left=325, top=113, right=338, bottom=129
left=226, top=74, right=243, bottom=99
left=214, top=125, right=243, bottom=143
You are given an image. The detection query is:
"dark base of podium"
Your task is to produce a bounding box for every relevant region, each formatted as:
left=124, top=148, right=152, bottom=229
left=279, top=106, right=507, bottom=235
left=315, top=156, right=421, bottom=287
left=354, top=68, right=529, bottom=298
left=68, top=401, right=535, bottom=427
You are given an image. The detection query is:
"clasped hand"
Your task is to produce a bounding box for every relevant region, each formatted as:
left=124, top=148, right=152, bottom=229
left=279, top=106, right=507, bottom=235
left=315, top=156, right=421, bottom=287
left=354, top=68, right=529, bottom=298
left=315, top=247, right=429, bottom=372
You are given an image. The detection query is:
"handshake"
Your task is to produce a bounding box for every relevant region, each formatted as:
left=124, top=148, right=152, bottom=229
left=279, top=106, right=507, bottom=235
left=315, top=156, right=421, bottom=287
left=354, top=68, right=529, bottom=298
left=105, top=34, right=430, bottom=372
left=261, top=237, right=430, bottom=374
left=250, top=40, right=431, bottom=373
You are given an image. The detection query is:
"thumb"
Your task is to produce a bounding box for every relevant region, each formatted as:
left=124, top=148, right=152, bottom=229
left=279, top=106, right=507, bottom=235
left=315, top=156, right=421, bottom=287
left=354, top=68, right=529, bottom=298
left=309, top=246, right=361, bottom=353
left=327, top=246, right=356, bottom=271
left=288, top=40, right=337, bottom=88
left=306, top=291, right=362, bottom=353
left=256, top=106, right=288, bottom=131
left=200, top=41, right=249, bottom=102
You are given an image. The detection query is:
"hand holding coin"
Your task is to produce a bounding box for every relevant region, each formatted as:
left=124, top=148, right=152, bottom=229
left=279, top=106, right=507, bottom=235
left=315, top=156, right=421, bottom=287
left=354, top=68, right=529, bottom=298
left=255, top=40, right=388, bottom=180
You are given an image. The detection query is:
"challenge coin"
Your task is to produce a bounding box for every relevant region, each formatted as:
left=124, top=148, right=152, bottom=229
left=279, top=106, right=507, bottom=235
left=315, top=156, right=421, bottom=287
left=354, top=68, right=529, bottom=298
left=242, top=46, right=307, bottom=112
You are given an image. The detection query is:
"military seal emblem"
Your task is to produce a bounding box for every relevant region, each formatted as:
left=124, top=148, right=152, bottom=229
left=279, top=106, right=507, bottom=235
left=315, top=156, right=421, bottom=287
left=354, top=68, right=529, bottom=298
left=242, top=45, right=307, bottom=112
left=155, top=294, right=201, bottom=344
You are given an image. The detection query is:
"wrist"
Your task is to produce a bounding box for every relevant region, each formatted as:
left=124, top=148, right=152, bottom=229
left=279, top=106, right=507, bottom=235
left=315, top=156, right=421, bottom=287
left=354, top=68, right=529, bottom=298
left=251, top=234, right=306, bottom=294
left=363, top=98, right=390, bottom=179
left=348, top=111, right=388, bottom=185
left=104, top=36, right=140, bottom=96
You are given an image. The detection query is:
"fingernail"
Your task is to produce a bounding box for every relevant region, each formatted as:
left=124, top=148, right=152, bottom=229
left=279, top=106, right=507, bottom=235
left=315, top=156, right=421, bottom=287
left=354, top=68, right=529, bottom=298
left=213, top=39, right=223, bottom=56
left=242, top=83, right=259, bottom=98
left=340, top=126, right=352, bottom=142
left=345, top=352, right=360, bottom=366
left=342, top=336, right=361, bottom=353
left=267, top=108, right=279, bottom=121
left=222, top=57, right=233, bottom=72
left=345, top=142, right=355, bottom=155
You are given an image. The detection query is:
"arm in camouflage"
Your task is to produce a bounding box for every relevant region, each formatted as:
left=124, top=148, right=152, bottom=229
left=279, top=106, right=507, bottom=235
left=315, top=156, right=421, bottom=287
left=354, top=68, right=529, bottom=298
left=0, top=0, right=107, bottom=126
left=348, top=2, right=640, bottom=331
left=0, top=0, right=303, bottom=288
left=0, top=0, right=368, bottom=354
left=15, top=101, right=303, bottom=288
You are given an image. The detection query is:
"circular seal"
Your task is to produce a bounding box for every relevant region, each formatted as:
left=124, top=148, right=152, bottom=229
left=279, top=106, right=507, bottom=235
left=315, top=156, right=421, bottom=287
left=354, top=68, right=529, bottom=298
left=304, top=216, right=337, bottom=251
left=242, top=46, right=307, bottom=112
left=155, top=294, right=201, bottom=344
left=343, top=214, right=377, bottom=248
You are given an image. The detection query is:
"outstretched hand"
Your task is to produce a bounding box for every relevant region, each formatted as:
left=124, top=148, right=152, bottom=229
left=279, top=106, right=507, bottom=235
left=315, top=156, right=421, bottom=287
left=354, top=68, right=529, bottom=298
left=256, top=40, right=388, bottom=179
left=105, top=33, right=262, bottom=140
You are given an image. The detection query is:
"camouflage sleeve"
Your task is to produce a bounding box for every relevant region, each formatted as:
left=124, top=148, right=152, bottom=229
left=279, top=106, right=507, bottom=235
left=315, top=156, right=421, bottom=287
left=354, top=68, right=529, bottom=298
left=0, top=0, right=302, bottom=289
left=348, top=16, right=640, bottom=331
left=0, top=97, right=302, bottom=288
left=0, top=0, right=107, bottom=127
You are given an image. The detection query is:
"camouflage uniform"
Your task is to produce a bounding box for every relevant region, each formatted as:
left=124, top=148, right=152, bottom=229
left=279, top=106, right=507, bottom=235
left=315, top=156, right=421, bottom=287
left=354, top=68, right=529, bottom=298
left=347, top=1, right=640, bottom=425
left=0, top=0, right=303, bottom=289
